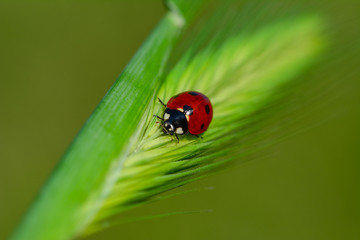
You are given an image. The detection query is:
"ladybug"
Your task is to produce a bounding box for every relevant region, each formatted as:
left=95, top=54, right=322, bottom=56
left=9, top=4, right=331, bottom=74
left=154, top=91, right=213, bottom=142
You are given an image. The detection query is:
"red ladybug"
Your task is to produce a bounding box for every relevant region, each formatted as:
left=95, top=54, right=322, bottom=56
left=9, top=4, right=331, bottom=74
left=154, top=91, right=213, bottom=142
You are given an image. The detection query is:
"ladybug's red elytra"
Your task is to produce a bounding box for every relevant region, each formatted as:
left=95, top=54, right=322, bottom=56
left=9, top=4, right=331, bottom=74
left=154, top=91, right=213, bottom=142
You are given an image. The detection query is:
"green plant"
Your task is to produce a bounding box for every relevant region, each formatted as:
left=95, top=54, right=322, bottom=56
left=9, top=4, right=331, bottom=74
left=11, top=1, right=327, bottom=239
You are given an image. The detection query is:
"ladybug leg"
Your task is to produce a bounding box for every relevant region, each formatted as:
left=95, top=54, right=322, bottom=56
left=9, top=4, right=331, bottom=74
left=174, top=133, right=179, bottom=143
left=194, top=134, right=203, bottom=140
left=153, top=115, right=164, bottom=121
left=157, top=97, right=166, bottom=108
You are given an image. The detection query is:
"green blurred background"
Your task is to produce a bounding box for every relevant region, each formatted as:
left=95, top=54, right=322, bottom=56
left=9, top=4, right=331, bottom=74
left=0, top=1, right=359, bottom=240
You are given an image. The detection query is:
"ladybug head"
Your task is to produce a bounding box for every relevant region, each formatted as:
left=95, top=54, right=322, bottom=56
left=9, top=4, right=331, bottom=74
left=162, top=108, right=188, bottom=135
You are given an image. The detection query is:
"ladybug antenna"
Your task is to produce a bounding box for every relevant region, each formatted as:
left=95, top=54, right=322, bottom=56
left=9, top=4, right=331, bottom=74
left=160, top=124, right=175, bottom=141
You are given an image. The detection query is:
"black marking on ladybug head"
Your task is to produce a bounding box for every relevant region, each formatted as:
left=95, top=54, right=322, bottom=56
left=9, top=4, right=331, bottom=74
left=201, top=123, right=205, bottom=129
left=183, top=105, right=193, bottom=116
left=188, top=91, right=198, bottom=96
left=205, top=105, right=210, bottom=114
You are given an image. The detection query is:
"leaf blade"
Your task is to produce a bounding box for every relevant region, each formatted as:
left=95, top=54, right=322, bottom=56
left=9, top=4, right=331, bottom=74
left=12, top=13, right=185, bottom=240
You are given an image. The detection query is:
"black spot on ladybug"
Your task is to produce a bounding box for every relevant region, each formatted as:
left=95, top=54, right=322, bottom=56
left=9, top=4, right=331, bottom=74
left=188, top=91, right=198, bottom=96
left=205, top=105, right=210, bottom=114
left=183, top=105, right=193, bottom=116
left=201, top=123, right=205, bottom=129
